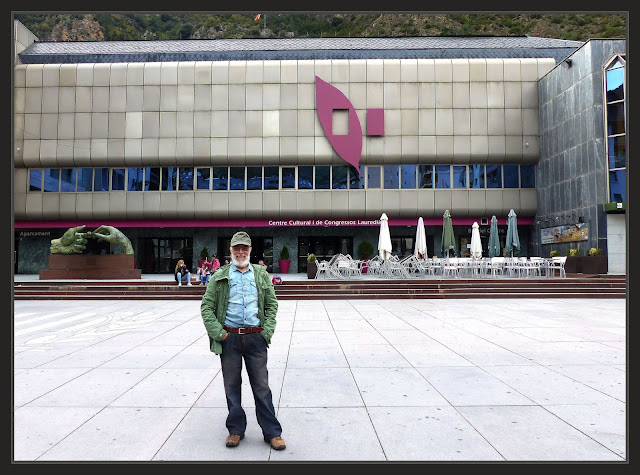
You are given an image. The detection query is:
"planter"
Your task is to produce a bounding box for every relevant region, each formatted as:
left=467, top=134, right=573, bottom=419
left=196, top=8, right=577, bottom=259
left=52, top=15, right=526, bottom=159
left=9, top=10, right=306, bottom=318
left=306, top=261, right=317, bottom=279
left=564, top=256, right=583, bottom=274
left=582, top=256, right=608, bottom=274
left=278, top=259, right=291, bottom=274
left=361, top=259, right=369, bottom=274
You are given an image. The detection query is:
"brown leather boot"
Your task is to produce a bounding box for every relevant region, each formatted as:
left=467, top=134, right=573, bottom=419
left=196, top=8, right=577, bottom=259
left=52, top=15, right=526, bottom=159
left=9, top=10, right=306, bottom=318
left=265, top=435, right=286, bottom=450
left=225, top=434, right=244, bottom=447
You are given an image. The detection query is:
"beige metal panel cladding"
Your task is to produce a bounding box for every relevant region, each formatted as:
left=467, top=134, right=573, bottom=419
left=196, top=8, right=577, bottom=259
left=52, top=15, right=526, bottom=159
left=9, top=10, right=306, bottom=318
left=416, top=189, right=435, bottom=217
left=484, top=190, right=503, bottom=216
left=125, top=191, right=144, bottom=218
left=296, top=192, right=314, bottom=218
left=330, top=190, right=349, bottom=218
left=177, top=192, right=195, bottom=219
left=108, top=192, right=127, bottom=219
left=93, top=193, right=110, bottom=216
left=501, top=189, right=521, bottom=215
left=25, top=193, right=43, bottom=219
left=279, top=190, right=297, bottom=217
left=14, top=168, right=28, bottom=194
left=159, top=192, right=179, bottom=219
left=313, top=191, right=332, bottom=217
left=74, top=193, right=93, bottom=219
left=398, top=190, right=417, bottom=218
left=228, top=192, right=246, bottom=218
left=348, top=190, right=366, bottom=218
left=262, top=191, right=280, bottom=218
left=42, top=192, right=60, bottom=218
left=365, top=189, right=383, bottom=218
left=451, top=190, right=470, bottom=217
left=143, top=191, right=161, bottom=217
left=434, top=190, right=452, bottom=216
left=245, top=191, right=263, bottom=218
left=193, top=192, right=214, bottom=219
left=381, top=190, right=400, bottom=216
left=519, top=189, right=537, bottom=215
left=211, top=191, right=230, bottom=218
left=466, top=190, right=486, bottom=217
left=14, top=192, right=27, bottom=219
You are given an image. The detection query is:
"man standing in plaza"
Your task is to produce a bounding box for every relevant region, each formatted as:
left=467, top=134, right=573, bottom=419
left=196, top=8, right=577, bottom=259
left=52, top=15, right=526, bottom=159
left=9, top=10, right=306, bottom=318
left=200, top=231, right=285, bottom=450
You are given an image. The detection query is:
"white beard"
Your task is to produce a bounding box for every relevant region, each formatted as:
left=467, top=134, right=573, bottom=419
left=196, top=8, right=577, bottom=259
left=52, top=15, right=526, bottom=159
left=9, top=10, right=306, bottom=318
left=231, top=254, right=249, bottom=268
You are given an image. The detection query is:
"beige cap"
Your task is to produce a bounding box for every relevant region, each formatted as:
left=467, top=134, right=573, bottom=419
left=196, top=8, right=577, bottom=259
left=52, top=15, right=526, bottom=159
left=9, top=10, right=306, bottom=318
left=230, top=231, right=251, bottom=247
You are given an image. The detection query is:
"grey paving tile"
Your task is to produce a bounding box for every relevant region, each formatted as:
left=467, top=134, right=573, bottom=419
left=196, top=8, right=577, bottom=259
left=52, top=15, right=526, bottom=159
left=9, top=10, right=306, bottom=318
left=292, top=319, right=334, bottom=331
left=286, top=345, right=349, bottom=368
left=160, top=337, right=222, bottom=370
left=14, top=406, right=100, bottom=460
left=456, top=405, right=623, bottom=461
left=194, top=367, right=284, bottom=409
left=341, top=343, right=412, bottom=368
left=546, top=364, right=625, bottom=401
left=279, top=368, right=363, bottom=407
left=330, top=318, right=372, bottom=330
left=393, top=342, right=475, bottom=367
left=38, top=407, right=189, bottom=461
left=335, top=329, right=389, bottom=345
left=481, top=365, right=618, bottom=405
left=14, top=347, right=82, bottom=369
left=37, top=345, right=136, bottom=369
left=269, top=407, right=386, bottom=461
left=417, top=366, right=534, bottom=406
left=25, top=368, right=154, bottom=408
left=367, top=406, right=504, bottom=461
left=100, top=345, right=186, bottom=369
left=14, top=367, right=91, bottom=407
left=109, top=368, right=217, bottom=407
left=543, top=400, right=626, bottom=459
left=153, top=407, right=271, bottom=461
left=352, top=367, right=450, bottom=406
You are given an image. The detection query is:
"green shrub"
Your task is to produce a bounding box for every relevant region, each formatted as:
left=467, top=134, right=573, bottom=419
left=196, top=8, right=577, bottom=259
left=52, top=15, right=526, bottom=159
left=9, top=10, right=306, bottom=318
left=550, top=250, right=561, bottom=257
left=307, top=253, right=317, bottom=262
left=357, top=241, right=374, bottom=260
left=199, top=246, right=209, bottom=260
left=588, top=248, right=603, bottom=256
left=279, top=245, right=290, bottom=260
left=567, top=248, right=582, bottom=257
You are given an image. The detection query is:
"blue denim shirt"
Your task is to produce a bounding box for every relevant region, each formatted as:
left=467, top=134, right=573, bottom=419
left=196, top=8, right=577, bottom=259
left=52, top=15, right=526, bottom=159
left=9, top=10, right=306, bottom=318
left=224, top=263, right=260, bottom=328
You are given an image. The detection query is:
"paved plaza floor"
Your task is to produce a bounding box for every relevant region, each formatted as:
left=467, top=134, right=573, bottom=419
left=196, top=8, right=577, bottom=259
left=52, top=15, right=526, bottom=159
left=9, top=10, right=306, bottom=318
left=13, top=292, right=626, bottom=462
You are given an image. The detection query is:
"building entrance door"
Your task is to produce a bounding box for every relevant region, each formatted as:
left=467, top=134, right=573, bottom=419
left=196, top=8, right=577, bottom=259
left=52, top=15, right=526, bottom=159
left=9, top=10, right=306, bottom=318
left=139, top=237, right=193, bottom=274
left=298, top=236, right=353, bottom=272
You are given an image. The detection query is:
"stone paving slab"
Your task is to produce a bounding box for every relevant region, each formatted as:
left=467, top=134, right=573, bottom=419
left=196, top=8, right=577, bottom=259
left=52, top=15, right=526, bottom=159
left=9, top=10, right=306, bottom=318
left=13, top=297, right=626, bottom=462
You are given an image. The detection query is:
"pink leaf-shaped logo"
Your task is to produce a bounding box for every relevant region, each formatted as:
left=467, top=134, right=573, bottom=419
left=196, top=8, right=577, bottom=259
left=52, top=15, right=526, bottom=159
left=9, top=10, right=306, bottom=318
left=315, top=76, right=363, bottom=176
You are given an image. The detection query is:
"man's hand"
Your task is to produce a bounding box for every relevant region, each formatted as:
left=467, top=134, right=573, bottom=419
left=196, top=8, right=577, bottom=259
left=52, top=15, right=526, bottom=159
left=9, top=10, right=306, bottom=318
left=89, top=225, right=134, bottom=254
left=50, top=225, right=88, bottom=254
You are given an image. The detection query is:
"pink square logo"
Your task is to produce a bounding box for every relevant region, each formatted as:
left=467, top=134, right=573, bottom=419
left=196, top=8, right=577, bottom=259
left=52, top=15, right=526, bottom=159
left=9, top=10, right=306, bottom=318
left=367, top=108, right=385, bottom=136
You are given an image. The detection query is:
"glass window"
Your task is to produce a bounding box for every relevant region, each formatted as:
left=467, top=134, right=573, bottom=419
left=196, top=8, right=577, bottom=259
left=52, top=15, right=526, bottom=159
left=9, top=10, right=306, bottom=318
left=112, top=169, right=126, bottom=191
left=196, top=167, right=211, bottom=190
left=503, top=165, right=519, bottom=188
left=520, top=164, right=535, bottom=188
left=418, top=165, right=433, bottom=188
left=315, top=166, right=330, bottom=189
left=453, top=166, right=467, bottom=188
left=229, top=167, right=245, bottom=190
left=44, top=169, right=61, bottom=192
left=332, top=166, right=348, bottom=189
left=179, top=167, right=194, bottom=190
left=608, top=136, right=626, bottom=169
left=609, top=169, right=626, bottom=203
left=145, top=167, right=160, bottom=191
left=486, top=164, right=502, bottom=188
left=434, top=165, right=450, bottom=189
left=247, top=166, right=262, bottom=190
left=264, top=166, right=279, bottom=190
left=367, top=166, right=381, bottom=188
left=469, top=164, right=485, bottom=189
left=43, top=169, right=60, bottom=192
left=212, top=166, right=228, bottom=190
left=60, top=168, right=76, bottom=192
left=282, top=167, right=296, bottom=189
left=401, top=165, right=416, bottom=189
left=607, top=103, right=625, bottom=135
left=606, top=67, right=624, bottom=102
left=128, top=167, right=144, bottom=191
left=77, top=168, right=93, bottom=192
left=384, top=165, right=399, bottom=189
left=298, top=166, right=313, bottom=189
left=348, top=165, right=365, bottom=189
left=29, top=169, right=42, bottom=191
left=162, top=167, right=176, bottom=191
left=94, top=168, right=109, bottom=192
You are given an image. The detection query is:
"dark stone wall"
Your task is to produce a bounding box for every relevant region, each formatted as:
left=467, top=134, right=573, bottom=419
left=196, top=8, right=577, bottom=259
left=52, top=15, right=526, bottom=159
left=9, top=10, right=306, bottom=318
left=536, top=39, right=625, bottom=257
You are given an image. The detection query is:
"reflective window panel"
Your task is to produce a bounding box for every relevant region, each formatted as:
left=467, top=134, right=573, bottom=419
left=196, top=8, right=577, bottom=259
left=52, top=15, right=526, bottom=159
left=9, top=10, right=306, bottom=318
left=212, top=167, right=228, bottom=190
left=229, top=167, right=245, bottom=190
left=608, top=136, right=626, bottom=169
left=607, top=103, right=625, bottom=135
left=43, top=168, right=60, bottom=192
left=367, top=166, right=381, bottom=188
left=520, top=164, right=535, bottom=188
left=503, top=165, right=519, bottom=188
left=469, top=164, right=485, bottom=189
left=29, top=169, right=42, bottom=191
left=247, top=166, right=262, bottom=190
left=332, top=166, right=348, bottom=189
left=453, top=166, right=467, bottom=188
left=298, top=166, right=313, bottom=189
left=418, top=165, right=433, bottom=188
left=196, top=167, right=211, bottom=190
left=315, top=166, right=330, bottom=189
left=60, top=168, right=76, bottom=192
left=146, top=167, right=160, bottom=191
left=609, top=169, right=626, bottom=203
left=112, top=169, right=126, bottom=191
left=401, top=165, right=416, bottom=189
left=486, top=164, right=502, bottom=189
left=383, top=165, right=399, bottom=189
left=348, top=165, right=365, bottom=189
left=282, top=167, right=296, bottom=189
left=434, top=165, right=450, bottom=189
left=94, top=168, right=109, bottom=192
left=161, top=167, right=177, bottom=191
left=606, top=67, right=624, bottom=103
left=179, top=167, right=194, bottom=191
left=128, top=167, right=144, bottom=191
left=264, top=166, right=279, bottom=190
left=77, top=168, right=93, bottom=192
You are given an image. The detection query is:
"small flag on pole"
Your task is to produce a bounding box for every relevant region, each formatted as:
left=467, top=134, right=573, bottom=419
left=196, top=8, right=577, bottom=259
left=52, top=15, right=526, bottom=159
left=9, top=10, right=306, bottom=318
left=254, top=14, right=261, bottom=21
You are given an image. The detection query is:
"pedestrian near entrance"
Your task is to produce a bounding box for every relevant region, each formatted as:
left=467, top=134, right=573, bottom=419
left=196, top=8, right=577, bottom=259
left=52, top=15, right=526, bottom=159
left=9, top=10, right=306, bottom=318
left=175, top=259, right=192, bottom=286
left=200, top=231, right=285, bottom=450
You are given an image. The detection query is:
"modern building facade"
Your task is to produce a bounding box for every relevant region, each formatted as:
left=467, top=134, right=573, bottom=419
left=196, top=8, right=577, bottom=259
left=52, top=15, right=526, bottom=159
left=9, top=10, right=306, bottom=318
left=12, top=19, right=626, bottom=275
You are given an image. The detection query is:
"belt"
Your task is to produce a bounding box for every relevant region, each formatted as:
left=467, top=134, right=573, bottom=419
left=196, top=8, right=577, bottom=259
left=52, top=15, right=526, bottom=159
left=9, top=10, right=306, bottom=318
left=223, top=326, right=264, bottom=334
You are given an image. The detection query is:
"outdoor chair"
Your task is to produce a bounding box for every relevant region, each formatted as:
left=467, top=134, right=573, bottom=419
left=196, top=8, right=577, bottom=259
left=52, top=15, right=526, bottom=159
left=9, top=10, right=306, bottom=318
left=442, top=257, right=460, bottom=278
left=547, top=256, right=567, bottom=278
left=400, top=255, right=425, bottom=278
left=488, top=257, right=505, bottom=277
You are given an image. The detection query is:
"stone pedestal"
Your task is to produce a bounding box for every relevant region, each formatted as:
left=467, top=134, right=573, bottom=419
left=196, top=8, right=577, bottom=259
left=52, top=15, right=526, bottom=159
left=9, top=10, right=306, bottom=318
left=39, top=254, right=141, bottom=279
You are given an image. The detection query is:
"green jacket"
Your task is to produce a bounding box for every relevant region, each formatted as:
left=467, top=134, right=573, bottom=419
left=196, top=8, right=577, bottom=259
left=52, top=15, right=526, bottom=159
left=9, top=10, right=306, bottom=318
left=200, top=263, right=278, bottom=355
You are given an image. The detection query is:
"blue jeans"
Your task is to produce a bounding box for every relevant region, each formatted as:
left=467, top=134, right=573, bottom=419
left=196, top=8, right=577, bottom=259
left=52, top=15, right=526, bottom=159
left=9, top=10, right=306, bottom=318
left=201, top=274, right=210, bottom=284
left=220, top=332, right=282, bottom=439
left=176, top=272, right=191, bottom=282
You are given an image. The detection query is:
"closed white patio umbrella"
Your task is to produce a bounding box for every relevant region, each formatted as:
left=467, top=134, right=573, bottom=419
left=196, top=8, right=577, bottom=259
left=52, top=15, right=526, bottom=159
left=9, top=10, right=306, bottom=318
left=414, top=216, right=427, bottom=259
left=470, top=221, right=483, bottom=258
left=378, top=213, right=392, bottom=260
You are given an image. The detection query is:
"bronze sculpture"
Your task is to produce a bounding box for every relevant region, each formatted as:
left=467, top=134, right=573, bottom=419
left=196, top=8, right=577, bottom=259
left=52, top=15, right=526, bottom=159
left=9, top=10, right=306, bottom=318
left=50, top=225, right=134, bottom=255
